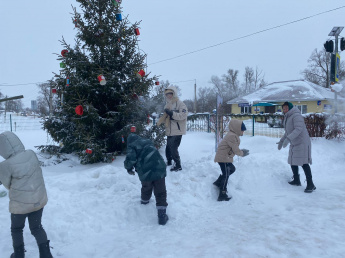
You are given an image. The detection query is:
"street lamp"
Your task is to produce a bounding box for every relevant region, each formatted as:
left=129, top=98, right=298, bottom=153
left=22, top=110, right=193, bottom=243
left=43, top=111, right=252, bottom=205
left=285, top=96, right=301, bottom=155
left=328, top=26, right=344, bottom=113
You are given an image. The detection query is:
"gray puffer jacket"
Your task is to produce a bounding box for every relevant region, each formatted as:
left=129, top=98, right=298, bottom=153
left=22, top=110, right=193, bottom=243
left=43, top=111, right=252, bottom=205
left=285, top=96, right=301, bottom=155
left=0, top=131, right=48, bottom=214
left=279, top=107, right=312, bottom=166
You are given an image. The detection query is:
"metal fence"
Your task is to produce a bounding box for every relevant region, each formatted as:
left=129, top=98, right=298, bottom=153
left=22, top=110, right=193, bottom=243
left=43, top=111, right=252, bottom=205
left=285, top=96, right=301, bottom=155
left=0, top=113, right=43, bottom=132
left=187, top=113, right=286, bottom=138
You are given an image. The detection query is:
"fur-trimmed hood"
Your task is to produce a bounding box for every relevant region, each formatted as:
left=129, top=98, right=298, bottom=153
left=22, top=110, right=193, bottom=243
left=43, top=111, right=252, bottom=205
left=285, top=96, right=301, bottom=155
left=164, top=86, right=179, bottom=107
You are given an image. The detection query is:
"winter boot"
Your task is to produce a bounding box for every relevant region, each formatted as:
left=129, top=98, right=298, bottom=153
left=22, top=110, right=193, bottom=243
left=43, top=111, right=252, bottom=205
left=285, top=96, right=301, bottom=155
left=38, top=240, right=53, bottom=258
left=10, top=245, right=25, bottom=258
left=157, top=208, right=169, bottom=225
left=288, top=174, right=301, bottom=186
left=217, top=190, right=231, bottom=201
left=141, top=199, right=150, bottom=205
left=304, top=179, right=316, bottom=193
left=213, top=174, right=222, bottom=188
left=170, top=160, right=182, bottom=172
left=166, top=160, right=172, bottom=166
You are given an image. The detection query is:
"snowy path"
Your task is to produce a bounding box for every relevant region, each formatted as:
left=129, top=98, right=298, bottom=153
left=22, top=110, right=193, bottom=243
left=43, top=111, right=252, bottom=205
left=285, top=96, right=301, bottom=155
left=0, top=131, right=345, bottom=257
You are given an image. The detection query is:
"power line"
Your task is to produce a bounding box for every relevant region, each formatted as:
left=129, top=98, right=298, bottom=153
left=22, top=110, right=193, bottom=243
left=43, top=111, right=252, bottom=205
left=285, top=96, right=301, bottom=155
left=171, top=79, right=195, bottom=84
left=0, top=82, right=44, bottom=87
left=2, top=6, right=344, bottom=87
left=149, top=6, right=345, bottom=65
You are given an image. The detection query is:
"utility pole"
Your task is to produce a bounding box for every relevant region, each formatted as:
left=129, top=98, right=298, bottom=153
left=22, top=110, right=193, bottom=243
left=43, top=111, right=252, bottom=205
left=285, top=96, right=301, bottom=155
left=328, top=26, right=344, bottom=113
left=194, top=79, right=197, bottom=114
left=49, top=85, right=53, bottom=118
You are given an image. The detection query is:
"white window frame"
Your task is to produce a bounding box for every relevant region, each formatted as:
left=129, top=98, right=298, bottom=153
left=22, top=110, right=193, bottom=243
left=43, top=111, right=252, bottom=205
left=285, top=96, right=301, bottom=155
left=241, top=106, right=252, bottom=114
left=295, top=105, right=307, bottom=114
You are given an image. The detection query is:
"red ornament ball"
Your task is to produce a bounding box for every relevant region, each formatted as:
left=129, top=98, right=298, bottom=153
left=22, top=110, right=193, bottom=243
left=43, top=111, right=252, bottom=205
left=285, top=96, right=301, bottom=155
left=61, top=49, right=69, bottom=57
left=75, top=105, right=83, bottom=116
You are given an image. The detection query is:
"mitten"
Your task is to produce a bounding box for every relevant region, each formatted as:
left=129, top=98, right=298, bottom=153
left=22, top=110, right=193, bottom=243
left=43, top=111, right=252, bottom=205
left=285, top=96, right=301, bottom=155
left=127, top=169, right=135, bottom=175
left=282, top=138, right=290, bottom=148
left=277, top=141, right=283, bottom=150
left=241, top=149, right=249, bottom=157
left=164, top=108, right=173, bottom=118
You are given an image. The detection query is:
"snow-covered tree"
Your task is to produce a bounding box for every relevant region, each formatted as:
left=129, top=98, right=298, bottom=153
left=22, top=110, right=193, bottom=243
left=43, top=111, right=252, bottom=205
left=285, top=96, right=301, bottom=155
left=43, top=0, right=160, bottom=164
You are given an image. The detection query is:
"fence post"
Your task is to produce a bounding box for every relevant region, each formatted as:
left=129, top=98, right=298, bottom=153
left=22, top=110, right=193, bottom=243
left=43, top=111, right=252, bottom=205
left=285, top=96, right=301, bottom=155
left=208, top=114, right=210, bottom=133
left=10, top=114, right=12, bottom=132
left=252, top=115, right=255, bottom=136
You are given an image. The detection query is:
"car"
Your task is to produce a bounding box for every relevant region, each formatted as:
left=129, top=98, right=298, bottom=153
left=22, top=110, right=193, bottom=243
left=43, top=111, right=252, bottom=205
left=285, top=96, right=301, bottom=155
left=20, top=112, right=27, bottom=116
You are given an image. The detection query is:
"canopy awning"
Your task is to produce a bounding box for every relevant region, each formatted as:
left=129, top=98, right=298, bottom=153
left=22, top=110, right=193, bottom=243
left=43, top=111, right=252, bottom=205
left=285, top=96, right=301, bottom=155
left=252, top=102, right=279, bottom=106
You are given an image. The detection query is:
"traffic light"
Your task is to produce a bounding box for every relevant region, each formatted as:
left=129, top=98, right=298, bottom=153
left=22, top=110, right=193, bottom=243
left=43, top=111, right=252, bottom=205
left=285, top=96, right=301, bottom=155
left=324, top=40, right=334, bottom=53
left=341, top=38, right=345, bottom=51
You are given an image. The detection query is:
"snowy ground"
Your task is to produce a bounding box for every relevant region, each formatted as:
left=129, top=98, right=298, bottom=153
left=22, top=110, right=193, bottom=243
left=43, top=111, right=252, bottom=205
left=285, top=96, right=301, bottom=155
left=1, top=128, right=345, bottom=258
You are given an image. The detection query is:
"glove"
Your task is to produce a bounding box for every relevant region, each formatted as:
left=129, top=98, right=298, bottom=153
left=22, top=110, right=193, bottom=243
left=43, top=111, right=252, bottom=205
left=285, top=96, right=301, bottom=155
left=241, top=149, right=249, bottom=157
left=277, top=141, right=283, bottom=150
left=282, top=138, right=290, bottom=148
left=127, top=169, right=135, bottom=175
left=164, top=108, right=173, bottom=118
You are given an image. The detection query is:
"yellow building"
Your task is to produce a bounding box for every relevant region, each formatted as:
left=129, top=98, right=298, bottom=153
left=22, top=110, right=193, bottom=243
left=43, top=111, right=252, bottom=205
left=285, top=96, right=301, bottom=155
left=227, top=80, right=345, bottom=114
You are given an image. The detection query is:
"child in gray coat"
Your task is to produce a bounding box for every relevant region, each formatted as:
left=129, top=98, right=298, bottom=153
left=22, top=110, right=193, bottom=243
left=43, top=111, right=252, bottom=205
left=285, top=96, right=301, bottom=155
left=0, top=131, right=53, bottom=258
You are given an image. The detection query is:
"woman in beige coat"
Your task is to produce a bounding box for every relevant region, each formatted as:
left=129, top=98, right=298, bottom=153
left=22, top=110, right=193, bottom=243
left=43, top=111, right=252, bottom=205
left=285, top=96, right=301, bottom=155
left=214, top=119, right=249, bottom=201
left=157, top=86, right=188, bottom=172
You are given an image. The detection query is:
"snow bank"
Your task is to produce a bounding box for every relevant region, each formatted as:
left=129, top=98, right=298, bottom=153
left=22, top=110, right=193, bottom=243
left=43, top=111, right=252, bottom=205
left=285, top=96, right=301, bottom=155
left=0, top=130, right=345, bottom=257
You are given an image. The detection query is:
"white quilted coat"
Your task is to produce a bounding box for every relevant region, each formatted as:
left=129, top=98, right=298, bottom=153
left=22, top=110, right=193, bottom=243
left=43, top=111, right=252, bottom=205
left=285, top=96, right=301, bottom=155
left=0, top=131, right=48, bottom=214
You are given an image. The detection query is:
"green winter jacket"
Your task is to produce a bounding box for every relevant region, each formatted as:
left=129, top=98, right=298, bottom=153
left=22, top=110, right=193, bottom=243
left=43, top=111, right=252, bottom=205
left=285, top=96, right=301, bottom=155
left=124, top=134, right=167, bottom=181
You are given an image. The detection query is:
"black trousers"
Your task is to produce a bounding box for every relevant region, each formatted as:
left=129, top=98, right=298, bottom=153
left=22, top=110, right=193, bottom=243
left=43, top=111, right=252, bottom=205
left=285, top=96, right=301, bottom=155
left=11, top=208, right=48, bottom=247
left=291, top=164, right=312, bottom=180
left=141, top=177, right=168, bottom=207
left=218, top=163, right=236, bottom=191
left=166, top=135, right=182, bottom=162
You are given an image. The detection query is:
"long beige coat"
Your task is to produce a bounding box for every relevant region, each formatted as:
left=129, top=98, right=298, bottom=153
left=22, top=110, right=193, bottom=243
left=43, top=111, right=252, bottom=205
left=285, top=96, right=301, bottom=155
left=214, top=119, right=244, bottom=163
left=157, top=86, right=188, bottom=136
left=0, top=131, right=48, bottom=214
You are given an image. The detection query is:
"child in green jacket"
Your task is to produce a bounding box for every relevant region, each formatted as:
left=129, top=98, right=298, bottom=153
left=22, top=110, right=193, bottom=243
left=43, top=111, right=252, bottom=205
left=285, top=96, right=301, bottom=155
left=124, top=126, right=169, bottom=225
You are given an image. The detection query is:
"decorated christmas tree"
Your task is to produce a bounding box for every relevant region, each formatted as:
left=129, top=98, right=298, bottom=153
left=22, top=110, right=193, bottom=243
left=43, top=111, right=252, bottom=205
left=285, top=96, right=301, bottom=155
left=44, top=0, right=161, bottom=164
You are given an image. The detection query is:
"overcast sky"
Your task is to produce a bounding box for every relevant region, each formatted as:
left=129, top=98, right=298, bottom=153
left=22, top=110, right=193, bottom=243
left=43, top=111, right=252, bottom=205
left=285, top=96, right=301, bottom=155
left=0, top=0, right=344, bottom=108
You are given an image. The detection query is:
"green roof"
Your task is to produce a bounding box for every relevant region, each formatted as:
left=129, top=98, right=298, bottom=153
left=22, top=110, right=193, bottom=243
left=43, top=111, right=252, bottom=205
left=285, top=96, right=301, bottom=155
left=252, top=102, right=279, bottom=106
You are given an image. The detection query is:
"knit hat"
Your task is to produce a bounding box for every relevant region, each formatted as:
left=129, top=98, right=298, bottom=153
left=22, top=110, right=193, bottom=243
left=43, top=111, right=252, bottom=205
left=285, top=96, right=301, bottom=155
left=164, top=89, right=174, bottom=95
left=241, top=122, right=246, bottom=131
left=282, top=102, right=293, bottom=110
